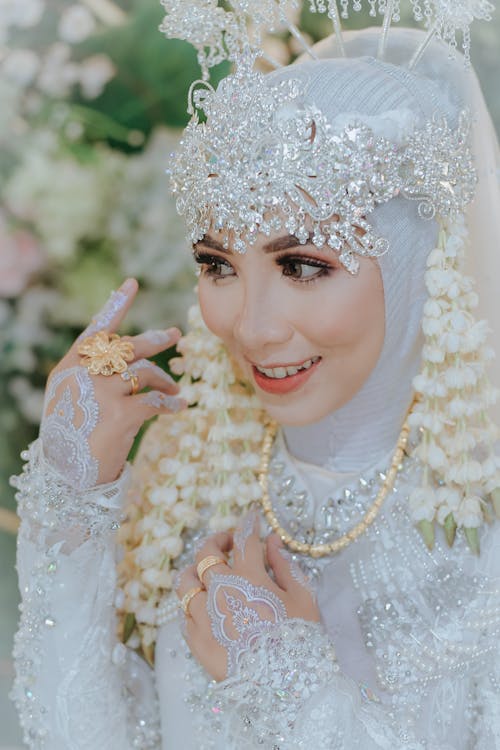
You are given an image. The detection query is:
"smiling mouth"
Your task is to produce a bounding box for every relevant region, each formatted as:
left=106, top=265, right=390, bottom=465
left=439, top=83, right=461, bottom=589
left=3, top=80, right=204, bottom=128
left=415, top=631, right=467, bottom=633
left=251, top=356, right=322, bottom=395
left=254, top=356, right=321, bottom=380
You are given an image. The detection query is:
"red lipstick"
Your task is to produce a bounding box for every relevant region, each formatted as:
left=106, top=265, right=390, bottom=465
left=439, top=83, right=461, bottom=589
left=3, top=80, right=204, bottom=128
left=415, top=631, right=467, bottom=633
left=252, top=358, right=321, bottom=395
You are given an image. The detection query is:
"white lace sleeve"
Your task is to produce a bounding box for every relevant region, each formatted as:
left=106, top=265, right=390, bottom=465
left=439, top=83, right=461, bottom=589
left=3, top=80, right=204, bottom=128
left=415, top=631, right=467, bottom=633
left=10, top=440, right=161, bottom=750
left=203, top=619, right=438, bottom=750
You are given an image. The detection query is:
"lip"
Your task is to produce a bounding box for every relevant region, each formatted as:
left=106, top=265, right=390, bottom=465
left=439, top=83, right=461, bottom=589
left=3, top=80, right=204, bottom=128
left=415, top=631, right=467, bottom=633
left=251, top=357, right=321, bottom=395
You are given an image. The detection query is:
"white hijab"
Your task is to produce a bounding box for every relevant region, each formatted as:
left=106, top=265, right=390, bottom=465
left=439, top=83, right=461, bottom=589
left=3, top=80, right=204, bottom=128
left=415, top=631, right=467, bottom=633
left=278, top=30, right=500, bottom=472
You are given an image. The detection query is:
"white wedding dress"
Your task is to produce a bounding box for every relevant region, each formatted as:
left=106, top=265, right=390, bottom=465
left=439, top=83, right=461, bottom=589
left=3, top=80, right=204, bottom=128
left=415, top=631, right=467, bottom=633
left=10, top=28, right=500, bottom=750
left=10, top=429, right=500, bottom=749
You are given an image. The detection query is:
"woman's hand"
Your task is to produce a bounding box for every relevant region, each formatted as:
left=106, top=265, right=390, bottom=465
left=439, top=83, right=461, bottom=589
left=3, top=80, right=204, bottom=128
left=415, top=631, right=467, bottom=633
left=176, top=511, right=320, bottom=681
left=40, top=278, right=187, bottom=490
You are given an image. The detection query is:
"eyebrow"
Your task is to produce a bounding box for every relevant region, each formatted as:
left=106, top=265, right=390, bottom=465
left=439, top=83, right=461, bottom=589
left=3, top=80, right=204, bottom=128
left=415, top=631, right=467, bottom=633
left=195, top=233, right=314, bottom=255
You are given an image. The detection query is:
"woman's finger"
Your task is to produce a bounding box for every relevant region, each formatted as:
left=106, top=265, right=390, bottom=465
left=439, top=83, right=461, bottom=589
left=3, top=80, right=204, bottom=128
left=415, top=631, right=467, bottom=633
left=266, top=534, right=315, bottom=597
left=77, top=278, right=138, bottom=342
left=125, top=359, right=179, bottom=395
left=127, top=327, right=181, bottom=361
left=232, top=507, right=267, bottom=574
left=175, top=565, right=208, bottom=622
left=130, top=391, right=188, bottom=421
left=194, top=533, right=233, bottom=586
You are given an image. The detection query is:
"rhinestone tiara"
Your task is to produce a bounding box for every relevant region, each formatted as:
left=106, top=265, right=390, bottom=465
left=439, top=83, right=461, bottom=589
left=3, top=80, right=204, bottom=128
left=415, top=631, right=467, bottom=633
left=161, top=1, right=489, bottom=272
left=168, top=63, right=476, bottom=273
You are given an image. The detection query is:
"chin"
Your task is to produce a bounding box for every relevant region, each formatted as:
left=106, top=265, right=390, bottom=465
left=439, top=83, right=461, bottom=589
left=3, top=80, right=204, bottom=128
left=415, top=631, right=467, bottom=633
left=254, top=393, right=338, bottom=427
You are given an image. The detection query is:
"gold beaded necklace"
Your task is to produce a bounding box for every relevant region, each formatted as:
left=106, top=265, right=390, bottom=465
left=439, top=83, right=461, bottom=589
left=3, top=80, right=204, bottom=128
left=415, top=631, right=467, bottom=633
left=258, top=402, right=414, bottom=559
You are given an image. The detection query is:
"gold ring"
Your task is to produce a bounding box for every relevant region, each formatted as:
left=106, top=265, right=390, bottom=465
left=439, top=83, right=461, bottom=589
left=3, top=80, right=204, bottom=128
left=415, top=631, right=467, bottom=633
left=78, top=330, right=135, bottom=377
left=196, top=555, right=226, bottom=586
left=121, top=369, right=140, bottom=395
left=180, top=586, right=204, bottom=617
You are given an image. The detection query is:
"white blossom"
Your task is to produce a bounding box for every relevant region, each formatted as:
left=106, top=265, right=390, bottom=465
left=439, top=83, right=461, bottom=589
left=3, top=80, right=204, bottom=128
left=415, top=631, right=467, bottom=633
left=158, top=536, right=184, bottom=558
left=79, top=54, right=115, bottom=98
left=148, top=485, right=178, bottom=506
left=59, top=4, right=96, bottom=43
left=37, top=43, right=79, bottom=98
left=2, top=49, right=40, bottom=87
left=454, top=495, right=483, bottom=528
left=409, top=487, right=438, bottom=523
left=1, top=0, right=45, bottom=30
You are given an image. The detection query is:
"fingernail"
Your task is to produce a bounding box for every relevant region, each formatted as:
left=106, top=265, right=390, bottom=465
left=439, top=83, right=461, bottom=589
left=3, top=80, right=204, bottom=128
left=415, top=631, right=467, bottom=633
left=120, top=278, right=136, bottom=293
left=142, top=329, right=176, bottom=346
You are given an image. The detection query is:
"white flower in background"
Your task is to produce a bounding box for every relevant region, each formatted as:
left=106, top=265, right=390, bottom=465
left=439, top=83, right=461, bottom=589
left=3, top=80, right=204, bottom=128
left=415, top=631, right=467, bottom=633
left=58, top=4, right=96, bottom=44
left=79, top=54, right=115, bottom=98
left=107, top=127, right=196, bottom=328
left=5, top=136, right=123, bottom=261
left=37, top=43, right=79, bottom=98
left=0, top=0, right=45, bottom=30
left=8, top=376, right=45, bottom=424
left=0, top=212, right=45, bottom=297
left=0, top=286, right=60, bottom=379
left=2, top=49, right=40, bottom=87
left=0, top=79, right=24, bottom=147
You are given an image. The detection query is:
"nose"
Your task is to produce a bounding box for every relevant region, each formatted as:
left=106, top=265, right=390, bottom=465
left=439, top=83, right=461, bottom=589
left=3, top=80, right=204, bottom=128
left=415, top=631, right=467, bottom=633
left=233, top=278, right=293, bottom=354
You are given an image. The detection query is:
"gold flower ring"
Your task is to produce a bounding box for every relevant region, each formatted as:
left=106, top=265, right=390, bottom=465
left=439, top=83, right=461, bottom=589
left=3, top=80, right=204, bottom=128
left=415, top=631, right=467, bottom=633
left=78, top=331, right=135, bottom=377
left=180, top=586, right=204, bottom=617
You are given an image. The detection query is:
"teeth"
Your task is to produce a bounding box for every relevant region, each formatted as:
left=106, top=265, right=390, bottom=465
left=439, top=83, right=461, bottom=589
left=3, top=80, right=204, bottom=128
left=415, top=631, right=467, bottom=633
left=256, top=357, right=320, bottom=379
left=273, top=367, right=287, bottom=379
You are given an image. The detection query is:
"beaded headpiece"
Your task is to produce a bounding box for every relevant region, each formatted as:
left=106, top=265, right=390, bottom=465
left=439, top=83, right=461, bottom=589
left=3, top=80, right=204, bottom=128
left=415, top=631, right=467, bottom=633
left=162, top=0, right=490, bottom=273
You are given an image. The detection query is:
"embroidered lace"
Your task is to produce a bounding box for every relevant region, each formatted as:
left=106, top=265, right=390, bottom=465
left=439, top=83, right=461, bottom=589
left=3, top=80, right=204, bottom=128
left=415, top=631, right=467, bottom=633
left=10, top=443, right=161, bottom=749
left=40, top=367, right=100, bottom=491
left=207, top=574, right=287, bottom=677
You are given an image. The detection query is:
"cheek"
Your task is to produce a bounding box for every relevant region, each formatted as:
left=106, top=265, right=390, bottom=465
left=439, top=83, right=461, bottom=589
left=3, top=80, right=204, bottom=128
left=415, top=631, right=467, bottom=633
left=301, top=267, right=385, bottom=355
left=198, top=280, right=234, bottom=343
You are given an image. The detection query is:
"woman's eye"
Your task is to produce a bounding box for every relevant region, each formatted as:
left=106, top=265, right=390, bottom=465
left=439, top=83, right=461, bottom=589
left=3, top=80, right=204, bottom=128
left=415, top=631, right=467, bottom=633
left=280, top=258, right=330, bottom=281
left=194, top=253, right=235, bottom=279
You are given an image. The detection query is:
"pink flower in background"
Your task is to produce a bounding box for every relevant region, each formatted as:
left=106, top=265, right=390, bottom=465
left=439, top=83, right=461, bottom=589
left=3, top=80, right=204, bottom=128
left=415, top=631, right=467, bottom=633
left=0, top=216, right=45, bottom=297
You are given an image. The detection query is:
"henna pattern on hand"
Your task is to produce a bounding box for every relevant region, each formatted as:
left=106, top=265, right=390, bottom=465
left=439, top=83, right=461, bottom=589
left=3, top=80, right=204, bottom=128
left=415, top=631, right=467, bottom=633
left=41, top=367, right=100, bottom=490
left=278, top=547, right=317, bottom=599
left=139, top=392, right=185, bottom=412
left=233, top=508, right=258, bottom=561
left=207, top=573, right=287, bottom=676
left=77, top=289, right=128, bottom=342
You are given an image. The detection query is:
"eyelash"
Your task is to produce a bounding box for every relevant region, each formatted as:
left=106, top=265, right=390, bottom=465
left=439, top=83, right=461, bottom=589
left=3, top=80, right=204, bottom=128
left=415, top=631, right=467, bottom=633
left=193, top=251, right=334, bottom=286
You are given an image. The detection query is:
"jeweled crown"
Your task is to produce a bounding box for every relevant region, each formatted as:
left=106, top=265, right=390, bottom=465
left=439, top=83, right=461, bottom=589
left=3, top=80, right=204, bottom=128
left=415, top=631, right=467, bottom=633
left=161, top=1, right=492, bottom=272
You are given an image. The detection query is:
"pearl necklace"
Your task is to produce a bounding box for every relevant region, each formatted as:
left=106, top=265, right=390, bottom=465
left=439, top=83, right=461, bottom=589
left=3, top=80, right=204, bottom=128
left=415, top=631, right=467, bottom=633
left=258, top=405, right=413, bottom=559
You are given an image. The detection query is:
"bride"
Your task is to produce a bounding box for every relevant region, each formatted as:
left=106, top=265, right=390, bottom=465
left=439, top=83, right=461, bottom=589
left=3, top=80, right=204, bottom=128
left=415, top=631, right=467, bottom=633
left=10, top=3, right=500, bottom=748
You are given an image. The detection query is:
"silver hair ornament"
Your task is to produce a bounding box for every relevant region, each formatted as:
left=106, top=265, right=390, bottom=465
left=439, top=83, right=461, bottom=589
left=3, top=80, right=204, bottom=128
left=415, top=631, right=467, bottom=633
left=169, top=65, right=476, bottom=274
left=160, top=1, right=495, bottom=74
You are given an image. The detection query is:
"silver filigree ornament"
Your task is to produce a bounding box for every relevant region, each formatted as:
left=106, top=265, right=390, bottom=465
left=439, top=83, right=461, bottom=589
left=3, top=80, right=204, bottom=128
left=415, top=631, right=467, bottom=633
left=159, top=0, right=299, bottom=80
left=160, top=1, right=494, bottom=77
left=169, top=65, right=477, bottom=274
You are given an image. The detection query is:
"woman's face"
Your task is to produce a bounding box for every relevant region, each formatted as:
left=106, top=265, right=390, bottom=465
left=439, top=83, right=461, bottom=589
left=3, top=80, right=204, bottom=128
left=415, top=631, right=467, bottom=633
left=196, top=226, right=385, bottom=426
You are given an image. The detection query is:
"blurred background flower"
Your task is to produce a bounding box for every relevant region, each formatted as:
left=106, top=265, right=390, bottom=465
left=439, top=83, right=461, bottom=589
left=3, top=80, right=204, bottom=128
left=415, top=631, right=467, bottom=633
left=0, top=1, right=498, bottom=745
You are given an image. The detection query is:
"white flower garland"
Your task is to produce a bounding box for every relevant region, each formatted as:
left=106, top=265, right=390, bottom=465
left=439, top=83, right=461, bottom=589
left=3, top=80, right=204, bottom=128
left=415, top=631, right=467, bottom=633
left=116, top=304, right=265, bottom=656
left=409, top=215, right=500, bottom=552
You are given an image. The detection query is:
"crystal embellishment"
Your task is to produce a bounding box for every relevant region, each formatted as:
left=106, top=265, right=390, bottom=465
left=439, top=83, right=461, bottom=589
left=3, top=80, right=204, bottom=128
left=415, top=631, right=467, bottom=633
left=169, top=65, right=476, bottom=274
